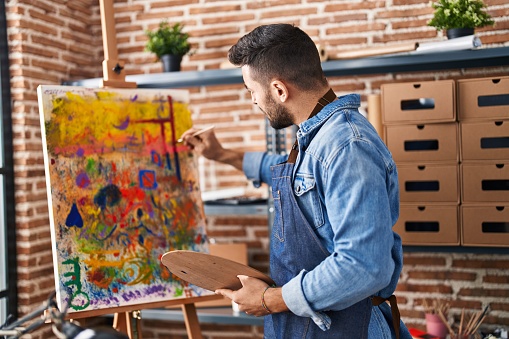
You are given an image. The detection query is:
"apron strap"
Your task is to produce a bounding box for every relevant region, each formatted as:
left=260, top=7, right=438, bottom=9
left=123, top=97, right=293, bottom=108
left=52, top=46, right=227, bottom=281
left=287, top=88, right=336, bottom=164
left=372, top=295, right=401, bottom=339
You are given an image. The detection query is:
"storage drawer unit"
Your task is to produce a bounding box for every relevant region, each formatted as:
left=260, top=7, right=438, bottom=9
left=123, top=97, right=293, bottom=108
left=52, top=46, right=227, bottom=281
left=460, top=120, right=509, bottom=161
left=461, top=205, right=509, bottom=247
left=381, top=80, right=456, bottom=124
left=461, top=163, right=509, bottom=203
left=394, top=204, right=459, bottom=245
left=397, top=164, right=459, bottom=203
left=458, top=76, right=509, bottom=121
left=385, top=123, right=458, bottom=163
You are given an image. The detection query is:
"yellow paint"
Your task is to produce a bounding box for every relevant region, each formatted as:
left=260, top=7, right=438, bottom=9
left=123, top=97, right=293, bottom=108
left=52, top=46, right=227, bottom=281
left=49, top=91, right=192, bottom=148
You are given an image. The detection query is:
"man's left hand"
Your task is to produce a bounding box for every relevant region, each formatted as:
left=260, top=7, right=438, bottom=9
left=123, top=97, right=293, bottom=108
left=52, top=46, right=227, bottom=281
left=215, top=275, right=270, bottom=317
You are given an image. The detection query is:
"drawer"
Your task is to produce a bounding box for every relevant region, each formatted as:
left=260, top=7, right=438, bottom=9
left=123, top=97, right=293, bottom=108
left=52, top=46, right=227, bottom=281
left=385, top=123, right=458, bottom=163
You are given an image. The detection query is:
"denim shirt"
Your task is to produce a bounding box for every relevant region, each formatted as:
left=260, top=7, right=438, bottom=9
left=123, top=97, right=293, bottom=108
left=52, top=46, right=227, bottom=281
left=243, top=94, right=403, bottom=331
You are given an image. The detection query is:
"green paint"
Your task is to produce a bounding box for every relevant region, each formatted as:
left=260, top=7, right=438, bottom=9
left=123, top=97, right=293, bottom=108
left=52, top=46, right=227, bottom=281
left=62, top=257, right=90, bottom=310
left=174, top=286, right=183, bottom=297
left=86, top=158, right=96, bottom=174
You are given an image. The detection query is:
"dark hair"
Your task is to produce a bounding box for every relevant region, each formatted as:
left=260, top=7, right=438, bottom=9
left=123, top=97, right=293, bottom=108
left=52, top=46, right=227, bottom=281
left=228, top=24, right=327, bottom=90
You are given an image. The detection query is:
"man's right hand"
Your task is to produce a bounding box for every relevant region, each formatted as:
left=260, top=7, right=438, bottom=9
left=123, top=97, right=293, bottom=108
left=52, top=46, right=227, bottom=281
left=180, top=127, right=245, bottom=171
left=180, top=127, right=223, bottom=161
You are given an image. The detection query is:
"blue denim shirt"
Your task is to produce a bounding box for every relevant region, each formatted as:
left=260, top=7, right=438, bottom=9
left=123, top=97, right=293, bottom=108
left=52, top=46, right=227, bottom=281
left=243, top=94, right=403, bottom=331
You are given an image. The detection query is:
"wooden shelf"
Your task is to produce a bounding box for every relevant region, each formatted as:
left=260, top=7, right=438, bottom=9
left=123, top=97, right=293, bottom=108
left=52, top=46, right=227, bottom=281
left=204, top=203, right=267, bottom=216
left=63, top=47, right=509, bottom=89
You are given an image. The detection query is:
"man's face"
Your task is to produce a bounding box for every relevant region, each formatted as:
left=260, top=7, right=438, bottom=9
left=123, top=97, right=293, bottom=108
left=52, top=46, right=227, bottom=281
left=242, top=66, right=293, bottom=130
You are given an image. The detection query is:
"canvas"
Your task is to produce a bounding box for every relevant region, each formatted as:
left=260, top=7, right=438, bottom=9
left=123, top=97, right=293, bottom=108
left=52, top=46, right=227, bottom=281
left=37, top=85, right=210, bottom=313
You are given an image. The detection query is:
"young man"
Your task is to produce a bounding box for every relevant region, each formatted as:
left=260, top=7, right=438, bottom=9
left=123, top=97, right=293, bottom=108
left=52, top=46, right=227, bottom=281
left=180, top=24, right=411, bottom=339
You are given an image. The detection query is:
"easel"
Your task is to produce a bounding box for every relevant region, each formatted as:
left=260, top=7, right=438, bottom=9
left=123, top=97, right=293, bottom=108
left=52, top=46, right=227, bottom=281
left=63, top=1, right=223, bottom=338
left=64, top=294, right=222, bottom=339
left=99, top=0, right=136, bottom=89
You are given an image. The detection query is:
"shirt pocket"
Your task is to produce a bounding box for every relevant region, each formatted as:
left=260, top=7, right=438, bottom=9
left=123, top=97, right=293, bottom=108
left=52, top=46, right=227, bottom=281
left=293, top=173, right=325, bottom=229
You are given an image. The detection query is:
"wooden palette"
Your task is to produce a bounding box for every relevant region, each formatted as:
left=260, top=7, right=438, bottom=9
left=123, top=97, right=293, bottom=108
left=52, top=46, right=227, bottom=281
left=161, top=250, right=275, bottom=291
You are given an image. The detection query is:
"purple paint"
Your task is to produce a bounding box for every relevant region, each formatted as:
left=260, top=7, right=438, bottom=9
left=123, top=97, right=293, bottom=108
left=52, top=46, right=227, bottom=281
left=76, top=172, right=90, bottom=188
left=76, top=147, right=84, bottom=157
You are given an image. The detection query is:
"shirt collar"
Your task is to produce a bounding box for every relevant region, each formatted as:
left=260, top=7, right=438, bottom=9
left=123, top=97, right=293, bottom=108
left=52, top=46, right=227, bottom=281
left=296, top=93, right=361, bottom=140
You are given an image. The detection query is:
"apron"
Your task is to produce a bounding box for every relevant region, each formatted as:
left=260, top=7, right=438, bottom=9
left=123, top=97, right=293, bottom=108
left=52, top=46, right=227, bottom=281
left=263, top=89, right=403, bottom=339
left=263, top=161, right=372, bottom=339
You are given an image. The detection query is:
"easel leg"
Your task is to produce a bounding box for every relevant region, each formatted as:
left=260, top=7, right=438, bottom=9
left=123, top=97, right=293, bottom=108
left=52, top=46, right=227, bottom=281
left=113, top=311, right=142, bottom=339
left=113, top=312, right=128, bottom=334
left=181, top=303, right=203, bottom=339
left=130, top=310, right=142, bottom=339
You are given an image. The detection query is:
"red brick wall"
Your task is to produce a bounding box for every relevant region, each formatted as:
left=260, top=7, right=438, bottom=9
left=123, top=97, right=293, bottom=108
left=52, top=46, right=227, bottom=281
left=5, top=0, right=509, bottom=338
left=6, top=0, right=103, bottom=323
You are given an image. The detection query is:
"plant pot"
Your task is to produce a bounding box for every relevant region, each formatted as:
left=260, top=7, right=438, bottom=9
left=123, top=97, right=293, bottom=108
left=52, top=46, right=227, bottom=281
left=446, top=28, right=475, bottom=39
left=425, top=313, right=449, bottom=339
left=161, top=54, right=183, bottom=72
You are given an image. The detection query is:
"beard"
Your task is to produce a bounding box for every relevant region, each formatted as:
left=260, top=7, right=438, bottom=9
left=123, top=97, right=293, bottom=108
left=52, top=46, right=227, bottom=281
left=261, top=91, right=294, bottom=130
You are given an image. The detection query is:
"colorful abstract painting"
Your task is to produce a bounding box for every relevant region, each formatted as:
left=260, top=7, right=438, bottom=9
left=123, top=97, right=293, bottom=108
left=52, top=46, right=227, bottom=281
left=37, top=85, right=210, bottom=313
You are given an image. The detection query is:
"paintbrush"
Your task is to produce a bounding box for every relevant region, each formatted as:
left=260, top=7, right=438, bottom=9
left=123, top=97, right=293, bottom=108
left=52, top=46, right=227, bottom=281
left=459, top=308, right=465, bottom=335
left=469, top=304, right=490, bottom=335
left=177, top=125, right=215, bottom=143
left=437, top=308, right=455, bottom=336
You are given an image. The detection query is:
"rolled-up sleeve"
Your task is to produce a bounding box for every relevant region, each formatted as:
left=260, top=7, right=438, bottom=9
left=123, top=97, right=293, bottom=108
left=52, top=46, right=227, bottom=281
left=282, top=270, right=332, bottom=331
left=243, top=152, right=265, bottom=187
left=243, top=152, right=287, bottom=187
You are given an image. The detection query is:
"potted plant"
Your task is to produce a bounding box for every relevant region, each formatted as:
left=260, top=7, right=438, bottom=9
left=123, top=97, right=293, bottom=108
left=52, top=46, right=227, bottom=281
left=427, top=0, right=495, bottom=39
left=145, top=21, right=191, bottom=72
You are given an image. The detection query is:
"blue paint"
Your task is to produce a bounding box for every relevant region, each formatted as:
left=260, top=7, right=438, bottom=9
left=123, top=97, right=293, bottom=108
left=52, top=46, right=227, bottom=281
left=117, top=232, right=129, bottom=246
left=151, top=150, right=162, bottom=167
left=65, top=203, right=84, bottom=228
left=139, top=170, right=158, bottom=190
left=93, top=184, right=121, bottom=209
left=93, top=224, right=117, bottom=241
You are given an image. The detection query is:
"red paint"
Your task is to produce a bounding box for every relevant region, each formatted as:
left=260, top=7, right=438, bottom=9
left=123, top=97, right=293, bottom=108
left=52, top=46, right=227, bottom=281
left=87, top=269, right=112, bottom=289
left=121, top=187, right=146, bottom=201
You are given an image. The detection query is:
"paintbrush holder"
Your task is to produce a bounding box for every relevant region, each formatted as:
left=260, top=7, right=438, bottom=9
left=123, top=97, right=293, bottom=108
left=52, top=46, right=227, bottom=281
left=426, top=313, right=449, bottom=339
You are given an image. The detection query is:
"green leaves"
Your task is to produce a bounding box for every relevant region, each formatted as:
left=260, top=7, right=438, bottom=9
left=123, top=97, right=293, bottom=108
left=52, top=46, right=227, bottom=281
left=427, top=0, right=495, bottom=30
left=145, top=21, right=191, bottom=59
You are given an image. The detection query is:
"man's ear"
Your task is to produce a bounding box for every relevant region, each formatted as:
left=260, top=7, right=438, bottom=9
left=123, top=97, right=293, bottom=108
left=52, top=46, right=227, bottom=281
left=270, top=80, right=289, bottom=103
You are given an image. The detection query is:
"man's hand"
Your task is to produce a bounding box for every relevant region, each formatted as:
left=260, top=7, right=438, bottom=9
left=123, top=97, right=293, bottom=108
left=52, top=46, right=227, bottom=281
left=215, top=275, right=289, bottom=317
left=179, top=127, right=223, bottom=161
left=179, top=127, right=244, bottom=171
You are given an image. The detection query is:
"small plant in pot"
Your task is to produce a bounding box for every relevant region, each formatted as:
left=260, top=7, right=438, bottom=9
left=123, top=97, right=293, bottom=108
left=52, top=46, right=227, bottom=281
left=145, top=21, right=191, bottom=72
left=427, top=0, right=495, bottom=39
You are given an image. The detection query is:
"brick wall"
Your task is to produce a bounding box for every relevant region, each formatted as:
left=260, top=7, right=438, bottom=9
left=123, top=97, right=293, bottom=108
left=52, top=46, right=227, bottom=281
left=5, top=0, right=509, bottom=338
left=6, top=0, right=103, bottom=329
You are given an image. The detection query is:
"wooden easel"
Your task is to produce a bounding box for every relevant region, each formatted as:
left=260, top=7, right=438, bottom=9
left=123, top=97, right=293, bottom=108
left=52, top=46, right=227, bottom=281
left=72, top=1, right=223, bottom=338
left=99, top=0, right=136, bottom=89
left=64, top=294, right=222, bottom=339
